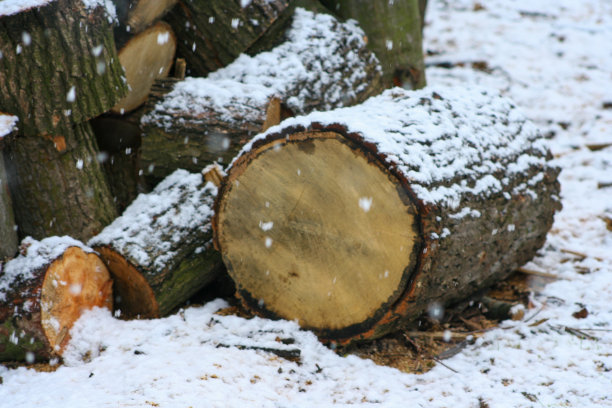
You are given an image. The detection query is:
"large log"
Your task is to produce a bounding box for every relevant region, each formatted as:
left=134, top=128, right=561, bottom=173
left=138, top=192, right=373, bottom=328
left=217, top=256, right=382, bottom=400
left=0, top=0, right=128, bottom=137
left=0, top=113, right=18, bottom=259
left=213, top=86, right=561, bottom=345
left=320, top=0, right=427, bottom=89
left=3, top=122, right=117, bottom=242
left=166, top=0, right=291, bottom=76
left=140, top=8, right=383, bottom=182
left=89, top=167, right=223, bottom=319
left=0, top=236, right=112, bottom=362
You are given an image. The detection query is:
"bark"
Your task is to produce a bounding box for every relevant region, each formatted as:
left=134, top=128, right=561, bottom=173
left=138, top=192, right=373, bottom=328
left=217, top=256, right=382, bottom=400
left=140, top=8, right=383, bottom=182
left=0, top=237, right=112, bottom=362
left=0, top=114, right=18, bottom=259
left=3, top=122, right=117, bottom=242
left=89, top=168, right=224, bottom=319
left=113, top=0, right=178, bottom=34
left=166, top=0, right=291, bottom=76
left=320, top=0, right=427, bottom=89
left=111, top=21, right=177, bottom=114
left=0, top=0, right=128, bottom=137
left=213, top=87, right=561, bottom=345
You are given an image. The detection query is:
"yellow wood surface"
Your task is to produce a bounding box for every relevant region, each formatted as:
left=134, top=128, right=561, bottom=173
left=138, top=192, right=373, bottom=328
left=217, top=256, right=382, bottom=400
left=40, top=247, right=113, bottom=354
left=218, top=132, right=417, bottom=331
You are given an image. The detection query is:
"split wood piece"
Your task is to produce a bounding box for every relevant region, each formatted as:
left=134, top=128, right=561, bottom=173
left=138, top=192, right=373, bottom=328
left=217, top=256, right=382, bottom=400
left=89, top=168, right=223, bottom=319
left=0, top=113, right=18, bottom=259
left=111, top=21, right=177, bottom=114
left=320, top=0, right=427, bottom=89
left=166, top=0, right=291, bottom=76
left=3, top=122, right=117, bottom=242
left=140, top=8, right=383, bottom=182
left=0, top=237, right=112, bottom=362
left=214, top=86, right=561, bottom=345
left=113, top=0, right=178, bottom=34
left=0, top=0, right=128, bottom=137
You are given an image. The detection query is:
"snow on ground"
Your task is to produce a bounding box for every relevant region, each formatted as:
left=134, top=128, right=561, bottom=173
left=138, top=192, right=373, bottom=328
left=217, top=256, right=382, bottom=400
left=1, top=1, right=612, bottom=406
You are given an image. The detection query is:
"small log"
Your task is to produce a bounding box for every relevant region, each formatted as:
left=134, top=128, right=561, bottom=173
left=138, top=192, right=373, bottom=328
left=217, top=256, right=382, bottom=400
left=320, top=0, right=427, bottom=89
left=166, top=0, right=291, bottom=76
left=140, top=8, right=382, bottom=181
left=89, top=168, right=223, bottom=318
left=0, top=113, right=18, bottom=259
left=3, top=122, right=117, bottom=242
left=113, top=0, right=178, bottom=34
left=111, top=21, right=177, bottom=114
left=213, top=86, right=561, bottom=345
left=0, top=0, right=128, bottom=136
left=0, top=236, right=112, bottom=362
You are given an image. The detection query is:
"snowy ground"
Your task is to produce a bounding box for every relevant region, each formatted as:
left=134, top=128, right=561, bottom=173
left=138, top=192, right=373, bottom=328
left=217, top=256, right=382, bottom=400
left=2, top=0, right=612, bottom=406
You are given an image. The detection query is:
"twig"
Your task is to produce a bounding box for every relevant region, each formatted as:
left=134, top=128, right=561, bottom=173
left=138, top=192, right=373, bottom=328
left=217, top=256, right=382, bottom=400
left=432, top=357, right=459, bottom=373
left=524, top=305, right=545, bottom=323
left=516, top=267, right=560, bottom=279
left=216, top=343, right=301, bottom=362
left=563, top=326, right=599, bottom=341
left=404, top=331, right=472, bottom=341
left=561, top=248, right=603, bottom=262
left=563, top=327, right=612, bottom=332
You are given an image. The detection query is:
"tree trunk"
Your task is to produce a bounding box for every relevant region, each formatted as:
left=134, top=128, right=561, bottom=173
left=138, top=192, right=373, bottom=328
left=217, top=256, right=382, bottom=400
left=0, top=237, right=112, bottom=362
left=89, top=167, right=224, bottom=319
left=320, top=0, right=427, bottom=89
left=111, top=21, right=177, bottom=114
left=0, top=114, right=18, bottom=260
left=113, top=0, right=178, bottom=34
left=213, top=86, right=561, bottom=345
left=140, top=8, right=383, bottom=182
left=3, top=122, right=117, bottom=242
left=166, top=0, right=291, bottom=76
left=0, top=0, right=128, bottom=137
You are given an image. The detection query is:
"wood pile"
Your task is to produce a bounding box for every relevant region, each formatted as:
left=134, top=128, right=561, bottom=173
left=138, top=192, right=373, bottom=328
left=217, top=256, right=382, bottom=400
left=0, top=0, right=560, bottom=361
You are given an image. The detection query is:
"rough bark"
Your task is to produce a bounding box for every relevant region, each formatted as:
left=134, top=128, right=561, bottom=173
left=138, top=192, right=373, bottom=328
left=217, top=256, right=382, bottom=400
left=140, top=8, right=383, bottom=182
left=320, top=0, right=427, bottom=89
left=213, top=87, right=561, bottom=345
left=0, top=237, right=112, bottom=362
left=0, top=0, right=128, bottom=137
left=166, top=0, right=291, bottom=76
left=0, top=113, right=18, bottom=259
left=111, top=21, right=177, bottom=114
left=89, top=168, right=224, bottom=319
left=113, top=0, right=178, bottom=34
left=3, top=122, right=117, bottom=242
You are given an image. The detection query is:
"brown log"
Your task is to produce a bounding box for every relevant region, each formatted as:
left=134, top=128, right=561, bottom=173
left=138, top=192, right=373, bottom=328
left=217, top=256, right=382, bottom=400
left=213, top=86, right=561, bottom=345
left=139, top=8, right=382, bottom=182
left=3, top=122, right=117, bottom=242
left=0, top=237, right=112, bottom=362
left=111, top=21, right=177, bottom=114
left=113, top=0, right=178, bottom=34
left=166, top=0, right=291, bottom=76
left=89, top=168, right=223, bottom=319
left=0, top=0, right=128, bottom=137
left=0, top=113, right=18, bottom=259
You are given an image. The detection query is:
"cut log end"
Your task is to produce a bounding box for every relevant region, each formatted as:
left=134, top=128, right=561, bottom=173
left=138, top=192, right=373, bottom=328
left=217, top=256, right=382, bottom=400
left=216, top=131, right=419, bottom=336
left=94, top=246, right=159, bottom=319
left=40, top=247, right=113, bottom=354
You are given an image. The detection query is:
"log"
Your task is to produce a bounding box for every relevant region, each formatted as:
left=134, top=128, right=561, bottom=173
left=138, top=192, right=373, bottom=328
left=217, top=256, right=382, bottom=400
left=166, top=0, right=291, bottom=76
left=0, top=0, right=128, bottom=137
left=320, top=0, right=427, bottom=89
left=113, top=0, right=178, bottom=34
left=0, top=113, right=18, bottom=259
left=213, top=86, right=561, bottom=345
left=111, top=21, right=177, bottom=114
left=89, top=167, right=224, bottom=319
left=0, top=236, right=112, bottom=362
left=140, top=8, right=383, bottom=182
left=3, top=122, right=117, bottom=242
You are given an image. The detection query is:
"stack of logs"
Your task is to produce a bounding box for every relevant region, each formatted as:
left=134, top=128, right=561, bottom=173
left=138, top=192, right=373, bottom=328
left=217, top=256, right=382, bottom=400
left=0, top=0, right=560, bottom=363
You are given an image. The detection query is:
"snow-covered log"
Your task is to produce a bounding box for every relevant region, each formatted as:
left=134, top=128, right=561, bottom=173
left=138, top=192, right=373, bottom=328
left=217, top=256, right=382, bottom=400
left=213, top=86, right=561, bottom=345
left=139, top=8, right=383, bottom=182
left=111, top=21, right=177, bottom=114
left=3, top=122, right=117, bottom=242
left=0, top=113, right=18, bottom=259
left=166, top=0, right=291, bottom=76
left=0, top=236, right=112, bottom=362
left=320, top=0, right=427, bottom=89
left=89, top=168, right=223, bottom=319
left=0, top=0, right=128, bottom=137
